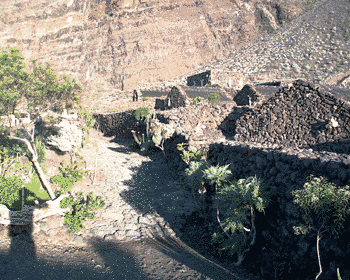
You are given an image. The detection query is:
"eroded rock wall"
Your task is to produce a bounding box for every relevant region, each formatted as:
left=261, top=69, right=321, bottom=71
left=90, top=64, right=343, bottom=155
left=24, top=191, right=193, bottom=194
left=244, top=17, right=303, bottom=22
left=0, top=0, right=313, bottom=112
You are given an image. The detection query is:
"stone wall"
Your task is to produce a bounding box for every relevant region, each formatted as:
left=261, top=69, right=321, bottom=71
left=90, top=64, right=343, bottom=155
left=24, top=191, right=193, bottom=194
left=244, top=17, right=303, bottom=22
left=93, top=79, right=350, bottom=278
left=210, top=69, right=248, bottom=91
left=185, top=69, right=249, bottom=91
left=233, top=79, right=350, bottom=152
left=93, top=109, right=149, bottom=139
left=188, top=79, right=350, bottom=279
left=141, top=79, right=350, bottom=279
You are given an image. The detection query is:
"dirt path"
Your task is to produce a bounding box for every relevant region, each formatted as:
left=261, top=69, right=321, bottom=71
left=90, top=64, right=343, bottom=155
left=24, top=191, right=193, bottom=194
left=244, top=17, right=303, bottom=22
left=0, top=127, right=259, bottom=280
left=0, top=229, right=251, bottom=280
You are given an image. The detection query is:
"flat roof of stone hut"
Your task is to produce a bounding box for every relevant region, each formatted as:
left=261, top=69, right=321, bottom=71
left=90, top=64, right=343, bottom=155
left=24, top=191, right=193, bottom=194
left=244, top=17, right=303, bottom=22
left=176, top=85, right=233, bottom=102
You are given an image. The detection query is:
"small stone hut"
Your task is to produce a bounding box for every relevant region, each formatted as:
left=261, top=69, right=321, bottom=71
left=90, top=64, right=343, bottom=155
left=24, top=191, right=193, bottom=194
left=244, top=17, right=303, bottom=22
left=186, top=69, right=248, bottom=90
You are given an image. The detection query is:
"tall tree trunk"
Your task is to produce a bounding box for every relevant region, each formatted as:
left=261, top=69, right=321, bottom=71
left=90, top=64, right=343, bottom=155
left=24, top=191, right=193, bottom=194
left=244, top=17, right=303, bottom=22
left=10, top=136, right=56, bottom=200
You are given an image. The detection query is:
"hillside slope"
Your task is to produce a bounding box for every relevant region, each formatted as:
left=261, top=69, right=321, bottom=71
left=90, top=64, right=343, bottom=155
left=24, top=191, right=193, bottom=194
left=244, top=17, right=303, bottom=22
left=0, top=0, right=325, bottom=112
left=162, top=0, right=350, bottom=89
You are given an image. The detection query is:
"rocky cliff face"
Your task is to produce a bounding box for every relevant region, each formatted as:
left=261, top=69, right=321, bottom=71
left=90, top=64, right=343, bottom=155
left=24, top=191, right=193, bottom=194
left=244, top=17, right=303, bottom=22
left=0, top=0, right=318, bottom=111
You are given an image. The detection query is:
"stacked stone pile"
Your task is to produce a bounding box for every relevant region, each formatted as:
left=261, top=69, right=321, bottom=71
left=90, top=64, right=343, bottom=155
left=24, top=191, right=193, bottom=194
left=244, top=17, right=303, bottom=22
left=229, top=79, right=350, bottom=153
left=92, top=110, right=149, bottom=140
left=194, top=79, right=350, bottom=279
left=94, top=84, right=238, bottom=155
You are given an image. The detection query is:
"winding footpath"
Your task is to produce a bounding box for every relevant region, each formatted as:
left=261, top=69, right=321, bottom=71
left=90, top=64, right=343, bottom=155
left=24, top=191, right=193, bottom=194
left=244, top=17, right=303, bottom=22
left=0, top=129, right=258, bottom=279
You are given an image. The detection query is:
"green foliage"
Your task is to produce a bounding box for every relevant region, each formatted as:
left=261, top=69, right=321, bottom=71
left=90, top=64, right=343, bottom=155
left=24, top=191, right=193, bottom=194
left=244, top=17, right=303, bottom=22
left=23, top=172, right=51, bottom=201
left=0, top=47, right=83, bottom=117
left=77, top=107, right=96, bottom=147
left=50, top=175, right=74, bottom=196
left=191, top=94, right=221, bottom=105
left=23, top=59, right=82, bottom=114
left=0, top=48, right=31, bottom=116
left=176, top=143, right=207, bottom=165
left=143, top=97, right=150, bottom=101
left=0, top=142, right=26, bottom=177
left=134, top=107, right=151, bottom=122
left=47, top=151, right=105, bottom=234
left=77, top=107, right=96, bottom=130
left=192, top=96, right=206, bottom=105
left=291, top=174, right=350, bottom=280
left=0, top=175, right=24, bottom=211
left=208, top=93, right=221, bottom=104
left=34, top=136, right=46, bottom=164
left=211, top=175, right=270, bottom=258
left=43, top=114, right=60, bottom=126
left=107, top=109, right=120, bottom=113
left=182, top=160, right=211, bottom=194
left=178, top=147, right=271, bottom=265
left=291, top=174, right=350, bottom=240
left=59, top=191, right=105, bottom=233
left=50, top=151, right=88, bottom=196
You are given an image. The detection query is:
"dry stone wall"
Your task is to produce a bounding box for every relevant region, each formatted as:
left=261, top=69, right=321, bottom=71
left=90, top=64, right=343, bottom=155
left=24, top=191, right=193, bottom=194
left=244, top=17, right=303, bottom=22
left=199, top=80, right=350, bottom=279
left=93, top=79, right=350, bottom=278
left=93, top=110, right=149, bottom=139
left=233, top=79, right=350, bottom=152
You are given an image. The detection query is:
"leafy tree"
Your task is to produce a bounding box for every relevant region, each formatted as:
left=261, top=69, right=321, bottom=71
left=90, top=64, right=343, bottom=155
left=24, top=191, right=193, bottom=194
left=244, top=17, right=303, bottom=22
left=0, top=48, right=31, bottom=116
left=292, top=174, right=350, bottom=280
left=0, top=48, right=106, bottom=233
left=23, top=58, right=82, bottom=115
left=0, top=47, right=83, bottom=201
left=0, top=47, right=83, bottom=118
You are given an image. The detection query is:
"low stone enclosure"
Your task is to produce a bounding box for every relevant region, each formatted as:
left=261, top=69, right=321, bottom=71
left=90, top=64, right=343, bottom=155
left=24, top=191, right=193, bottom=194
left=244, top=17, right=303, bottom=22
left=93, top=79, right=350, bottom=278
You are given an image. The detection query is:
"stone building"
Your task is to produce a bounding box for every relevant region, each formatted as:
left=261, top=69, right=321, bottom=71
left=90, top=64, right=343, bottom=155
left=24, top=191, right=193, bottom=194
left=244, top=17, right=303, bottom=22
left=186, top=69, right=248, bottom=90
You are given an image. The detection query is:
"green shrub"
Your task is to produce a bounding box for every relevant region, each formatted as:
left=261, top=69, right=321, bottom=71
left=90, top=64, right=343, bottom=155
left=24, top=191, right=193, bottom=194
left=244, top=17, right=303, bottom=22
left=0, top=176, right=24, bottom=211
left=134, top=107, right=150, bottom=122
left=143, top=97, right=150, bottom=101
left=34, top=136, right=46, bottom=164
left=76, top=107, right=96, bottom=147
left=50, top=175, right=74, bottom=195
left=107, top=109, right=119, bottom=113
left=59, top=191, right=105, bottom=233
left=208, top=93, right=221, bottom=104
left=47, top=150, right=105, bottom=234
left=292, top=174, right=350, bottom=279
left=192, top=96, right=206, bottom=105
left=210, top=174, right=270, bottom=262
left=43, top=114, right=61, bottom=126
left=50, top=151, right=88, bottom=195
left=0, top=142, right=27, bottom=177
left=176, top=143, right=207, bottom=165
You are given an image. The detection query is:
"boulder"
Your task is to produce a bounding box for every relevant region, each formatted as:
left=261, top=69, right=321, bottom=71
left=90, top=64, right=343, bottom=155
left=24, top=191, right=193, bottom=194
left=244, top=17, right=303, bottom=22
left=0, top=204, right=10, bottom=219
left=46, top=121, right=83, bottom=153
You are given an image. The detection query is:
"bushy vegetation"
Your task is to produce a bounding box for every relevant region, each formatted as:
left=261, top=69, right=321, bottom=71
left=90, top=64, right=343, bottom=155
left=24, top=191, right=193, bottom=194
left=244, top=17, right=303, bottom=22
left=50, top=151, right=89, bottom=196
left=175, top=141, right=349, bottom=279
left=0, top=176, right=24, bottom=211
left=134, top=106, right=150, bottom=122
left=77, top=106, right=96, bottom=147
left=0, top=47, right=105, bottom=235
left=59, top=191, right=105, bottom=233
left=49, top=148, right=105, bottom=233
left=208, top=93, right=221, bottom=104
left=192, top=93, right=221, bottom=106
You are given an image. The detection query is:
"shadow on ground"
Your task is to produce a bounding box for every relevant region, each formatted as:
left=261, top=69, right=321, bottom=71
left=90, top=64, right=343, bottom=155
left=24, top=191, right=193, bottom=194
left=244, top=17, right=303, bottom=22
left=0, top=135, right=258, bottom=280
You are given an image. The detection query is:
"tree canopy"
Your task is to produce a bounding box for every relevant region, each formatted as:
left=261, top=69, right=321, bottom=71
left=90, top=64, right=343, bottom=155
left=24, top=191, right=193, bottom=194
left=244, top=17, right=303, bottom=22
left=0, top=47, right=83, bottom=117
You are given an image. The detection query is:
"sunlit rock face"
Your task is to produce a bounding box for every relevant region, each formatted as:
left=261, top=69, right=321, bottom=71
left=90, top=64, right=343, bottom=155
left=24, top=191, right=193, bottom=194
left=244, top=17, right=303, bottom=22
left=0, top=0, right=308, bottom=108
